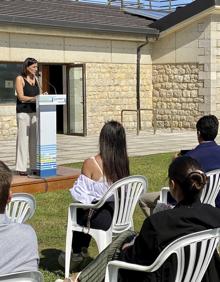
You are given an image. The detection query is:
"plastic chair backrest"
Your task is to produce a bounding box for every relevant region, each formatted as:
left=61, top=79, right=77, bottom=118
left=100, top=175, right=147, bottom=235
left=201, top=169, right=220, bottom=206
left=106, top=228, right=220, bottom=282
left=153, top=228, right=220, bottom=282
left=5, top=193, right=36, bottom=223
left=159, top=186, right=170, bottom=203
left=160, top=169, right=220, bottom=207
left=0, top=270, right=43, bottom=281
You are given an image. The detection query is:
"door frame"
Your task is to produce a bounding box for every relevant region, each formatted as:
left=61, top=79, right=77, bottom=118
left=39, top=63, right=65, bottom=134
left=66, top=64, right=87, bottom=136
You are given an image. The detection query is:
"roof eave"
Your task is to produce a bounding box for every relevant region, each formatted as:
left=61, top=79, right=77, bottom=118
left=0, top=15, right=158, bottom=37
left=150, top=0, right=217, bottom=32
left=157, top=5, right=220, bottom=39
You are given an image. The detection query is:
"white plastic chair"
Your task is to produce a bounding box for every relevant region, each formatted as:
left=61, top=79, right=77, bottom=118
left=0, top=270, right=43, bottom=281
left=158, top=169, right=220, bottom=207
left=200, top=169, right=220, bottom=206
left=65, top=175, right=147, bottom=278
left=105, top=228, right=220, bottom=282
left=5, top=193, right=36, bottom=223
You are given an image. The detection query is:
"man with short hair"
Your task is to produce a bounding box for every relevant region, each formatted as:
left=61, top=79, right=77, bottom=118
left=139, top=115, right=220, bottom=217
left=185, top=115, right=220, bottom=171
left=185, top=115, right=220, bottom=207
left=0, top=160, right=39, bottom=274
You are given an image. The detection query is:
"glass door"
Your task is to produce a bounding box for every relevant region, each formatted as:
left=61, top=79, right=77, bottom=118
left=67, top=64, right=86, bottom=136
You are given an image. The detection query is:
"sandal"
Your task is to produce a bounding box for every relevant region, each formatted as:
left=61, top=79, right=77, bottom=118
left=17, top=171, right=28, bottom=176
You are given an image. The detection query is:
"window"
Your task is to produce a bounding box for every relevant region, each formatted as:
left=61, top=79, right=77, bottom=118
left=0, top=63, right=22, bottom=104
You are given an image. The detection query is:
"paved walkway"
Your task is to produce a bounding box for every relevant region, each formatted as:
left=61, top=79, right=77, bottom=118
left=0, top=129, right=211, bottom=169
left=0, top=130, right=220, bottom=169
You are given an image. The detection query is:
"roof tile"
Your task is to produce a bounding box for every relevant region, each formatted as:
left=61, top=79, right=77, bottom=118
left=0, top=0, right=158, bottom=35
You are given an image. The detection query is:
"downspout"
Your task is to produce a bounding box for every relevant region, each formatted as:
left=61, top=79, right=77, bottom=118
left=136, top=39, right=149, bottom=133
left=136, top=35, right=159, bottom=134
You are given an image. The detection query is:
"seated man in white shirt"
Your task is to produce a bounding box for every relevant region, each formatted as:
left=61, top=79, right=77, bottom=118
left=0, top=160, right=39, bottom=275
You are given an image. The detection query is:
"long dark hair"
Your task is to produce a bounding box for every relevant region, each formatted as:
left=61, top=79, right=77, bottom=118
left=21, top=57, right=38, bottom=77
left=168, top=156, right=206, bottom=203
left=99, top=120, right=130, bottom=184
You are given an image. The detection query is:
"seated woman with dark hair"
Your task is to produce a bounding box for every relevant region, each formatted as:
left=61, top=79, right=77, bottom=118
left=60, top=156, right=220, bottom=282
left=118, top=156, right=220, bottom=282
left=58, top=120, right=130, bottom=274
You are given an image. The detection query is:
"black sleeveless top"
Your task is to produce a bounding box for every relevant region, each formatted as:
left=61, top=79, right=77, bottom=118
left=16, top=78, right=40, bottom=113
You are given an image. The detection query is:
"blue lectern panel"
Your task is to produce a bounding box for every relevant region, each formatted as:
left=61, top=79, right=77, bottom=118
left=36, top=104, right=57, bottom=177
left=36, top=95, right=66, bottom=178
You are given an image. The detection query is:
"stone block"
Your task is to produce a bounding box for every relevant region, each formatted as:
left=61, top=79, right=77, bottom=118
left=197, top=22, right=207, bottom=32
left=183, top=90, right=190, bottom=98
left=216, top=23, right=220, bottom=31
left=198, top=39, right=210, bottom=48
left=183, top=75, right=191, bottom=82
left=199, top=55, right=211, bottom=64
left=199, top=71, right=208, bottom=80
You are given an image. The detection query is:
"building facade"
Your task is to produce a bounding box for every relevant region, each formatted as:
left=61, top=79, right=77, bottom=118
left=0, top=0, right=158, bottom=139
left=1, top=0, right=220, bottom=139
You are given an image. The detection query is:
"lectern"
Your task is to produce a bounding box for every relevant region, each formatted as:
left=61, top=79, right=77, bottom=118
left=34, top=95, right=66, bottom=177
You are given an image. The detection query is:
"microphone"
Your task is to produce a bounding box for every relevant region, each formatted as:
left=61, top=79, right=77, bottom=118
left=47, top=81, right=57, bottom=95
left=37, top=73, right=57, bottom=94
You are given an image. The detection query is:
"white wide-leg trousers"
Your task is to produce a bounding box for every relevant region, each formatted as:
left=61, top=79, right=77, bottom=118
left=15, top=112, right=37, bottom=172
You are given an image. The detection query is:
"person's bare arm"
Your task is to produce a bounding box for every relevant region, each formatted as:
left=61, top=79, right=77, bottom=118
left=16, top=76, right=36, bottom=103
left=81, top=158, right=93, bottom=179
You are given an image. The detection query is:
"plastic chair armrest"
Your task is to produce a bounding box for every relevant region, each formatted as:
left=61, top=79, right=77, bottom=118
left=159, top=187, right=170, bottom=204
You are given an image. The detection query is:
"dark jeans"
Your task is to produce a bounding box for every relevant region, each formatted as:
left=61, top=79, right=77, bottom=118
left=72, top=201, right=114, bottom=253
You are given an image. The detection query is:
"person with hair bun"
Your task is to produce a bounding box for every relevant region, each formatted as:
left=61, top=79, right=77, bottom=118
left=117, top=156, right=220, bottom=281
left=168, top=156, right=207, bottom=205
left=59, top=156, right=220, bottom=282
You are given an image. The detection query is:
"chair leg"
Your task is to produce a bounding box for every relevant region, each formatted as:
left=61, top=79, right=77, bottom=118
left=105, top=264, right=119, bottom=282
left=92, top=230, right=112, bottom=253
left=65, top=226, right=73, bottom=278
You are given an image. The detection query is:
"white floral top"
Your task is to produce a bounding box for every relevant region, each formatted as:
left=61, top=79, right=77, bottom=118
left=69, top=174, right=110, bottom=204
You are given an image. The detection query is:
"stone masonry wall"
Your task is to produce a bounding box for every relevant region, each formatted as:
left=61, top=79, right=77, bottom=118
left=0, top=106, right=16, bottom=140
left=86, top=63, right=152, bottom=135
left=153, top=64, right=204, bottom=129
left=0, top=62, right=152, bottom=140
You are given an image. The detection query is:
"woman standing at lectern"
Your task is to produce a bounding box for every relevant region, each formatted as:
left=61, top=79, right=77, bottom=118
left=15, top=57, right=40, bottom=176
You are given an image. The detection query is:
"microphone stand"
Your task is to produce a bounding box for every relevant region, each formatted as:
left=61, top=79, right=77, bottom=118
left=47, top=81, right=57, bottom=95
left=36, top=73, right=57, bottom=94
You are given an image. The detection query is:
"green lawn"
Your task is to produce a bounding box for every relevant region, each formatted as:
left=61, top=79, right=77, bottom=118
left=28, top=152, right=174, bottom=282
